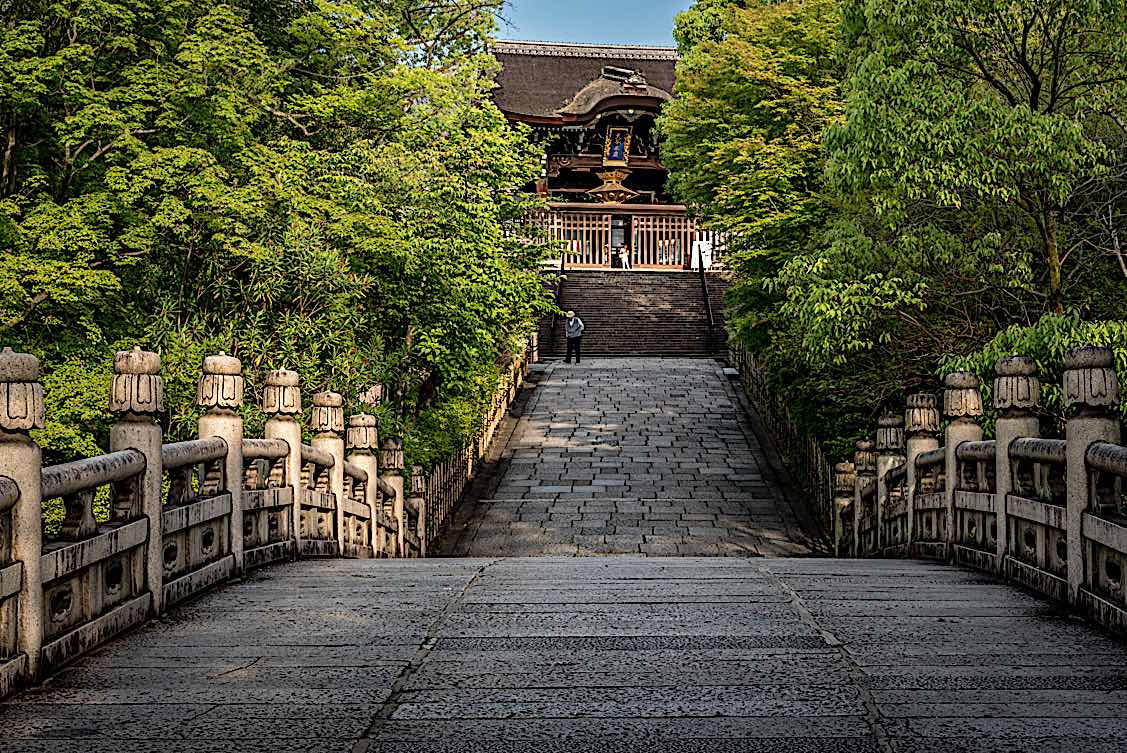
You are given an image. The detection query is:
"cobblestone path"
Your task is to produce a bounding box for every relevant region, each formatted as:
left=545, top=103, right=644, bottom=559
left=7, top=557, right=1127, bottom=752
left=443, top=358, right=814, bottom=556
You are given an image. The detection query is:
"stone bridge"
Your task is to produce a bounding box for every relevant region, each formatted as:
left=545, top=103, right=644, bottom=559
left=2, top=347, right=1127, bottom=752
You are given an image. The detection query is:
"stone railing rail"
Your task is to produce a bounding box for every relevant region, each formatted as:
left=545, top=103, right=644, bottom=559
left=0, top=340, right=535, bottom=699
left=835, top=346, right=1127, bottom=635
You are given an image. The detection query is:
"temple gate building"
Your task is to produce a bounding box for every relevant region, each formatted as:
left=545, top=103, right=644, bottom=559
left=492, top=40, right=723, bottom=269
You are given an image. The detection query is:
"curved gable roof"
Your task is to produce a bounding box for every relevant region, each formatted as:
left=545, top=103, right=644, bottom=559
left=491, top=40, right=678, bottom=122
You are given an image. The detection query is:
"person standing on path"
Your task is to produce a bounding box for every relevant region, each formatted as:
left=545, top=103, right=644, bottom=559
left=565, top=310, right=584, bottom=364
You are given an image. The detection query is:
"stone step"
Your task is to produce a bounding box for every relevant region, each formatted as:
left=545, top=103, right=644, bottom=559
left=540, top=270, right=730, bottom=357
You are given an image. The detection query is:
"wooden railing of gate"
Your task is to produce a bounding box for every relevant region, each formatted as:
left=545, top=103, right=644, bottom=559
left=528, top=206, right=726, bottom=269
left=824, top=347, right=1127, bottom=637
left=0, top=341, right=534, bottom=698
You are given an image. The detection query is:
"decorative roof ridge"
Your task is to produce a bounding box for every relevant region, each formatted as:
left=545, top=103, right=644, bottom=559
left=492, top=39, right=680, bottom=61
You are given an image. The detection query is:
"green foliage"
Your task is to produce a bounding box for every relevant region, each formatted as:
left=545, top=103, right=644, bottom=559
left=1, top=0, right=551, bottom=472
left=673, top=0, right=746, bottom=52
left=942, top=314, right=1127, bottom=435
left=661, top=0, right=843, bottom=356
left=665, top=0, right=1127, bottom=458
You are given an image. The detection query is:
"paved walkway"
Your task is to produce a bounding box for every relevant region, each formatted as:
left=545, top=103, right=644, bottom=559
left=6, top=557, right=1127, bottom=752
left=444, top=358, right=813, bottom=556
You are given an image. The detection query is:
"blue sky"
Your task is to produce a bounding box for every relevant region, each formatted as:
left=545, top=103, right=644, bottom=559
left=499, top=0, right=693, bottom=46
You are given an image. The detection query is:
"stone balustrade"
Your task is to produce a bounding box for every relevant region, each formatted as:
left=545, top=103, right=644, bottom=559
left=840, top=345, right=1127, bottom=635
left=0, top=340, right=535, bottom=698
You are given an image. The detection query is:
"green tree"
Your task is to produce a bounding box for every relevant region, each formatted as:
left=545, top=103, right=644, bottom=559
left=780, top=0, right=1127, bottom=363
left=0, top=0, right=550, bottom=474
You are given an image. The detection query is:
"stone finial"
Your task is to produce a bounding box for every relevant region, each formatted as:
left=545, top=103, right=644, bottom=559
left=854, top=439, right=877, bottom=475
left=197, top=353, right=243, bottom=412
left=310, top=391, right=344, bottom=434
left=380, top=438, right=405, bottom=472
left=994, top=356, right=1040, bottom=414
left=358, top=384, right=383, bottom=407
left=109, top=346, right=163, bottom=415
left=943, top=371, right=984, bottom=419
left=876, top=412, right=905, bottom=453
left=905, top=393, right=940, bottom=435
left=1063, top=345, right=1121, bottom=414
left=263, top=370, right=301, bottom=416
left=0, top=347, right=45, bottom=433
left=410, top=465, right=426, bottom=496
left=833, top=462, right=856, bottom=496
left=347, top=414, right=378, bottom=451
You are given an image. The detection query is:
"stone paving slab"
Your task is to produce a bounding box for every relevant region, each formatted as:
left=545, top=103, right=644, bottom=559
left=441, top=359, right=814, bottom=556
left=5, top=558, right=1127, bottom=751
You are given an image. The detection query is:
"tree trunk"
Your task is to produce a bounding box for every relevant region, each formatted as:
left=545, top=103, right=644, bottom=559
left=1044, top=211, right=1063, bottom=314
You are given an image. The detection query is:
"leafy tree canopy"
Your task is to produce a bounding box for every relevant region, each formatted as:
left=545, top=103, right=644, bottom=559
left=663, top=0, right=1127, bottom=455
left=0, top=0, right=551, bottom=469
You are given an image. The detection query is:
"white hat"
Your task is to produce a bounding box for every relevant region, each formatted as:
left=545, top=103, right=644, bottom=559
left=566, top=310, right=575, bottom=318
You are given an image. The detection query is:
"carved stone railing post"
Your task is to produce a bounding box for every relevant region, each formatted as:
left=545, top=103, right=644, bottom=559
left=197, top=353, right=244, bottom=572
left=853, top=439, right=877, bottom=557
left=1063, top=346, right=1122, bottom=602
left=876, top=411, right=905, bottom=554
left=943, top=372, right=984, bottom=560
left=409, top=466, right=427, bottom=558
left=994, top=356, right=1040, bottom=572
left=1, top=348, right=45, bottom=679
left=108, top=347, right=165, bottom=614
left=380, top=438, right=406, bottom=557
left=832, top=462, right=855, bottom=557
left=904, top=393, right=940, bottom=552
left=311, top=392, right=346, bottom=554
left=347, top=414, right=380, bottom=556
left=263, top=370, right=302, bottom=553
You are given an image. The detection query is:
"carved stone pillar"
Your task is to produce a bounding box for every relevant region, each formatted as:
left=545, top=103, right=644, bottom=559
left=409, top=466, right=427, bottom=558
left=833, top=462, right=855, bottom=557
left=197, top=353, right=244, bottom=572
left=904, top=393, right=940, bottom=552
left=1, top=348, right=45, bottom=678
left=311, top=392, right=346, bottom=555
left=875, top=412, right=905, bottom=554
left=263, top=370, right=302, bottom=553
left=380, top=438, right=406, bottom=557
left=346, top=414, right=381, bottom=556
left=1063, top=346, right=1121, bottom=602
left=108, top=347, right=165, bottom=614
left=994, top=356, right=1040, bottom=572
left=853, top=439, right=877, bottom=557
left=943, top=372, right=984, bottom=561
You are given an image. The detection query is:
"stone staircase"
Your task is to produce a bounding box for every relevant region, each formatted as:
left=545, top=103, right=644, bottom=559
left=538, top=270, right=730, bottom=357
